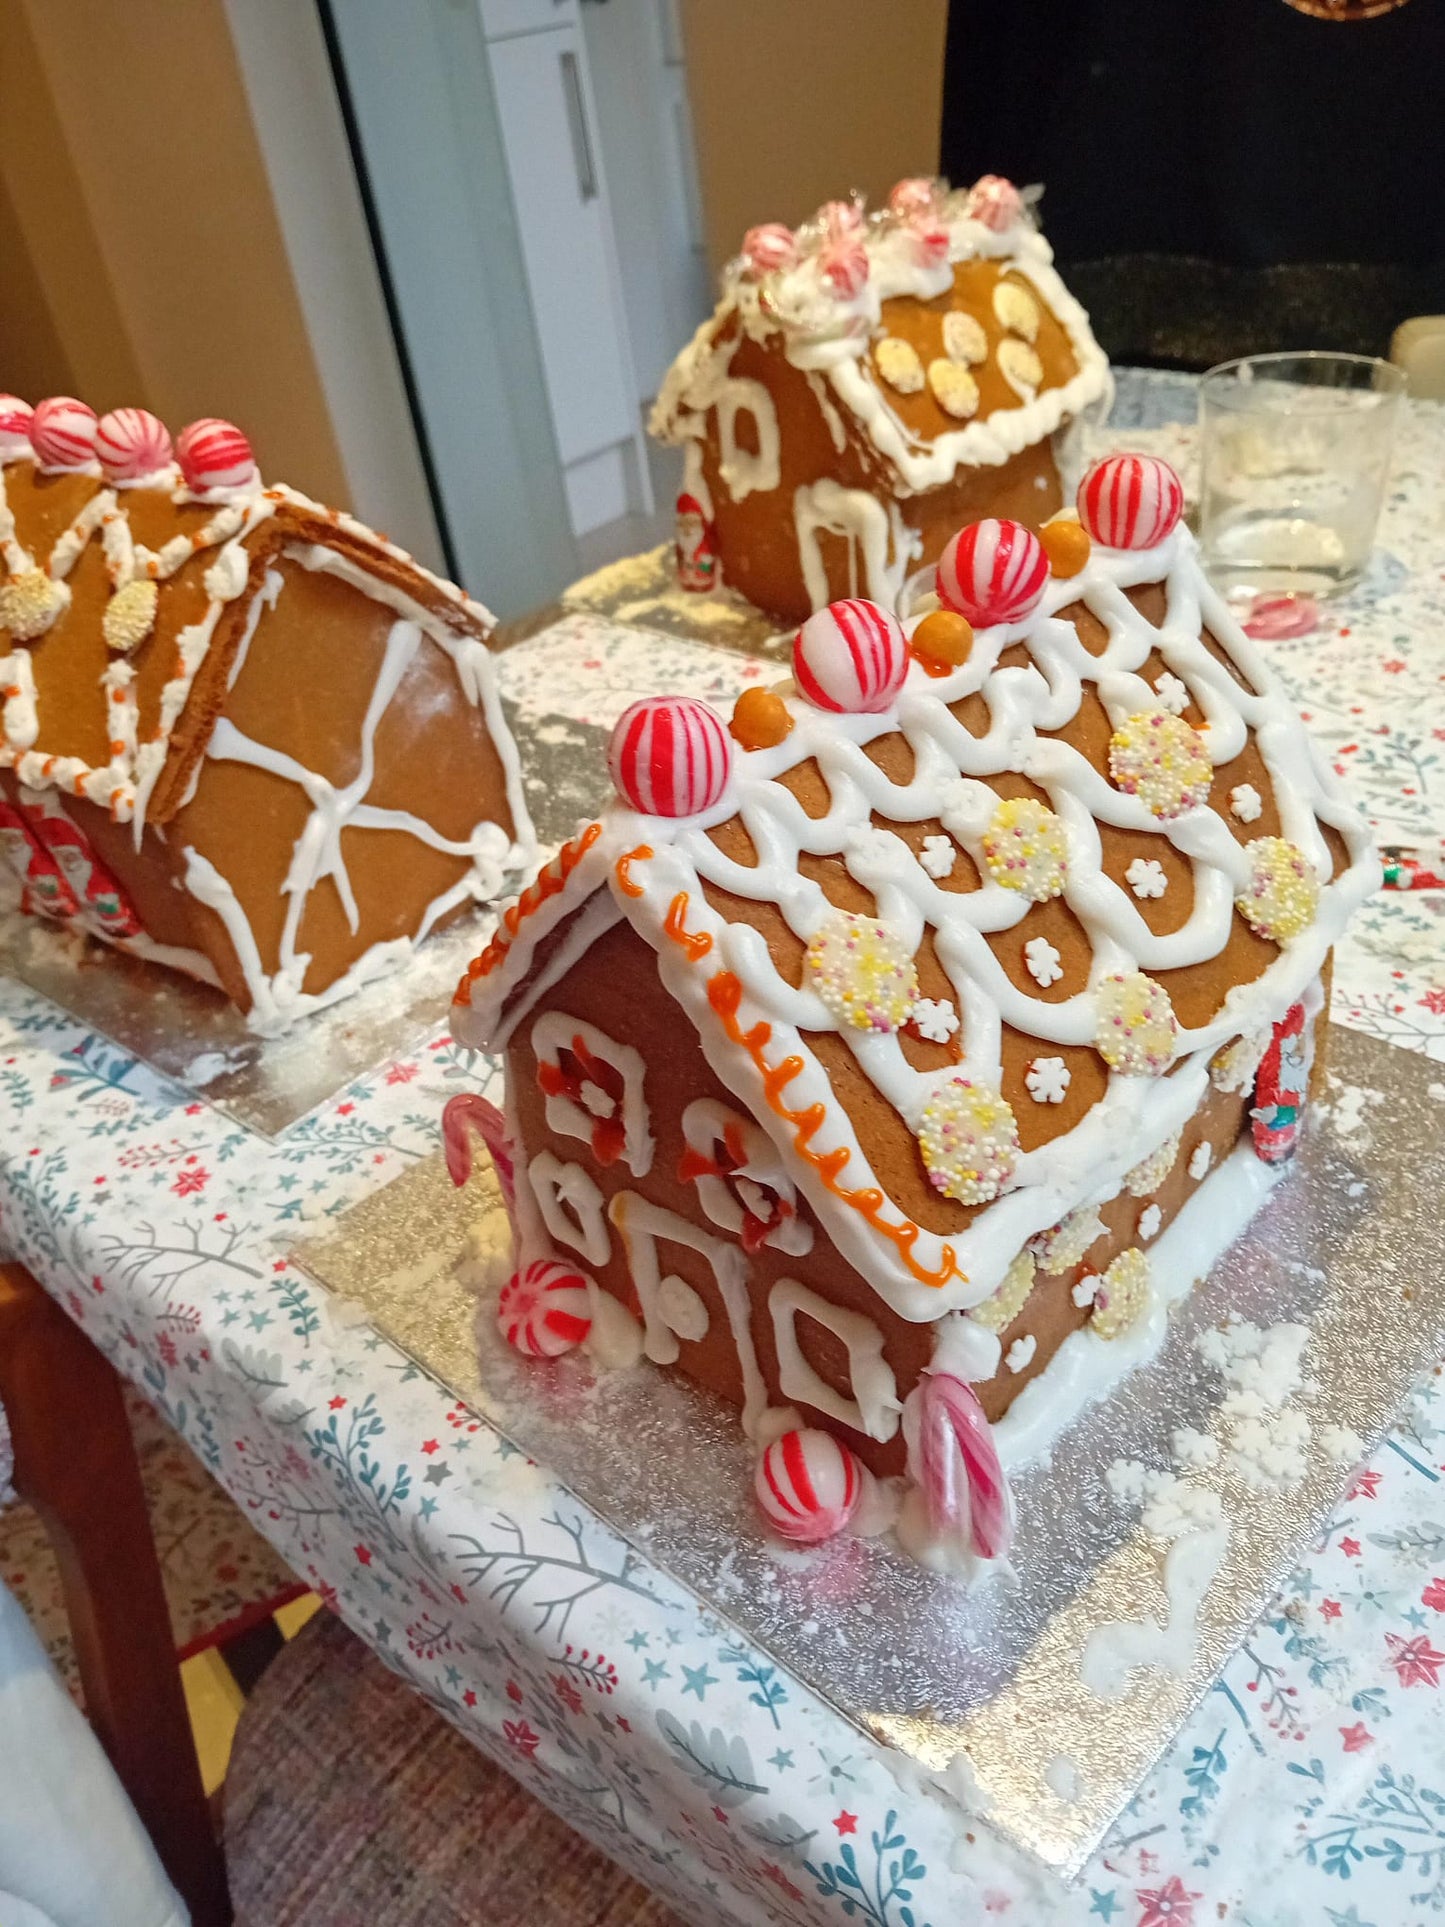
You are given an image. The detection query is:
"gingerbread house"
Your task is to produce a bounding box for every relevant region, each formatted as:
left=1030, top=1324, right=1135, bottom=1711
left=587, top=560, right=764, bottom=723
left=0, top=395, right=533, bottom=1033
left=650, top=175, right=1112, bottom=627
left=449, top=456, right=1376, bottom=1576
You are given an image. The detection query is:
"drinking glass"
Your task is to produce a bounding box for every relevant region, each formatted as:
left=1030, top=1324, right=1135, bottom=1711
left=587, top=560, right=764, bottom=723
left=1198, top=352, right=1403, bottom=602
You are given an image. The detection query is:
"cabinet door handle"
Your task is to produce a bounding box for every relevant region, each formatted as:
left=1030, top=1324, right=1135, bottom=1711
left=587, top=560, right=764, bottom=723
left=559, top=49, right=598, bottom=203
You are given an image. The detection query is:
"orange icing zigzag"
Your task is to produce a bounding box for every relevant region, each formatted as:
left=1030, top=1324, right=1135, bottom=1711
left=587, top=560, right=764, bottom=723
left=455, top=818, right=602, bottom=1006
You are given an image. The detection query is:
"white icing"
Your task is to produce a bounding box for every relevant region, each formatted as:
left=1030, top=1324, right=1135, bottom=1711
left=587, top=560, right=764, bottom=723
left=528, top=1150, right=611, bottom=1265
left=715, top=379, right=780, bottom=501
left=1079, top=1523, right=1230, bottom=1700
left=608, top=1192, right=767, bottom=1433
left=531, top=1012, right=653, bottom=1177
left=793, top=479, right=916, bottom=612
left=768, top=1276, right=902, bottom=1443
left=679, top=1098, right=812, bottom=1255
left=657, top=1274, right=710, bottom=1343
left=582, top=1280, right=646, bottom=1370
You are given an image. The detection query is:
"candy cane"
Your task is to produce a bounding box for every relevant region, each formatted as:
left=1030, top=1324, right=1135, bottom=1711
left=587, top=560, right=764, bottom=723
left=442, top=1093, right=516, bottom=1215
left=908, top=1370, right=1014, bottom=1562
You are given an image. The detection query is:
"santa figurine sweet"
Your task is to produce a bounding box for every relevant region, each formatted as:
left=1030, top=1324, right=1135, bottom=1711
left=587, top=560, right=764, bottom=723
left=674, top=491, right=718, bottom=593
left=1251, top=1002, right=1310, bottom=1164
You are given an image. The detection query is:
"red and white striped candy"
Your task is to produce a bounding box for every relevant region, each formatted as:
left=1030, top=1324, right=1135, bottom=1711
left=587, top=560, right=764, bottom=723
left=95, top=407, right=173, bottom=482
left=907, top=1371, right=1014, bottom=1563
left=31, top=397, right=97, bottom=470
left=0, top=396, right=34, bottom=460
left=755, top=1428, right=864, bottom=1544
left=793, top=598, right=908, bottom=713
left=888, top=177, right=937, bottom=218
left=176, top=417, right=257, bottom=493
left=742, top=223, right=797, bottom=275
left=1077, top=454, right=1184, bottom=551
left=497, top=1257, right=592, bottom=1358
left=819, top=200, right=868, bottom=297
left=937, top=518, right=1047, bottom=627
left=964, top=175, right=1023, bottom=233
left=609, top=695, right=733, bottom=817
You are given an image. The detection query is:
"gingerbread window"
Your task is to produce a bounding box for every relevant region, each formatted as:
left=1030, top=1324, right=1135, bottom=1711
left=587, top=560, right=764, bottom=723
left=528, top=1151, right=611, bottom=1267
left=678, top=1100, right=812, bottom=1257
left=768, top=1277, right=902, bottom=1444
left=531, top=1013, right=653, bottom=1177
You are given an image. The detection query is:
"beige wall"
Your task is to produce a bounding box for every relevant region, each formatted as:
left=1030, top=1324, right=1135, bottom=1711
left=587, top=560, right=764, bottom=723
left=0, top=0, right=348, bottom=505
left=681, top=0, right=948, bottom=274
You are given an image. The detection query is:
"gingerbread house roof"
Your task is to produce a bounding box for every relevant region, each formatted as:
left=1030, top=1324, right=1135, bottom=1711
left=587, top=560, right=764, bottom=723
left=0, top=417, right=517, bottom=838
left=454, top=515, right=1376, bottom=1327
left=650, top=178, right=1113, bottom=499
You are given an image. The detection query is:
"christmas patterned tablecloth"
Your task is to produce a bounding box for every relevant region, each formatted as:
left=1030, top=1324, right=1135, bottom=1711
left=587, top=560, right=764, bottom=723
left=3, top=373, right=1445, bottom=1926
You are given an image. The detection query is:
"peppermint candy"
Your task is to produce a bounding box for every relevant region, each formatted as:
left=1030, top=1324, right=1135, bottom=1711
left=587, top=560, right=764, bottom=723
left=176, top=418, right=257, bottom=493
left=1077, top=454, right=1185, bottom=551
left=965, top=175, right=1023, bottom=233
left=937, top=518, right=1047, bottom=627
left=755, top=1427, right=864, bottom=1544
left=0, top=396, right=34, bottom=460
left=793, top=598, right=908, bottom=713
left=96, top=408, right=173, bottom=483
left=497, top=1258, right=592, bottom=1358
left=741, top=223, right=797, bottom=275
left=31, top=397, right=97, bottom=470
left=609, top=694, right=733, bottom=816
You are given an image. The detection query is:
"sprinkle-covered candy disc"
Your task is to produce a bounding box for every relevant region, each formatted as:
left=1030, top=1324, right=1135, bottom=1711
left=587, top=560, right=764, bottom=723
left=755, top=1428, right=864, bottom=1544
left=1108, top=710, right=1212, bottom=819
left=0, top=396, right=34, bottom=460
left=1091, top=1247, right=1151, bottom=1340
left=176, top=418, right=257, bottom=492
left=965, top=175, right=1022, bottom=232
left=981, top=796, right=1068, bottom=900
left=1077, top=454, right=1184, bottom=550
left=1235, top=837, right=1320, bottom=942
left=918, top=1076, right=1020, bottom=1204
left=1033, top=1204, right=1106, bottom=1275
left=497, top=1257, right=592, bottom=1358
left=806, top=911, right=918, bottom=1032
left=0, top=570, right=67, bottom=641
left=95, top=407, right=173, bottom=482
left=1124, top=1130, right=1181, bottom=1196
left=101, top=580, right=158, bottom=653
left=793, top=598, right=908, bottom=713
left=741, top=222, right=797, bottom=275
left=609, top=695, right=733, bottom=816
left=30, top=397, right=97, bottom=470
left=972, top=1249, right=1036, bottom=1332
left=1094, top=971, right=1177, bottom=1075
left=937, top=518, right=1047, bottom=627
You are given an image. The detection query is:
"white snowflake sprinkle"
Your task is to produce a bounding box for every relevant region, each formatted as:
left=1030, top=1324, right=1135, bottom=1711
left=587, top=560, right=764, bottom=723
left=1024, top=936, right=1063, bottom=988
left=1005, top=1334, right=1037, bottom=1374
left=1071, top=1273, right=1100, bottom=1309
left=1126, top=856, right=1168, bottom=900
left=1138, top=1203, right=1162, bottom=1241
left=920, top=833, right=957, bottom=880
left=1025, top=1056, right=1071, bottom=1104
left=913, top=997, right=960, bottom=1044
left=1153, top=671, right=1190, bottom=715
left=578, top=1081, right=616, bottom=1119
left=1171, top=1427, right=1220, bottom=1470
left=1188, top=1141, right=1213, bottom=1180
left=1320, top=1423, right=1364, bottom=1463
left=1230, top=783, right=1263, bottom=823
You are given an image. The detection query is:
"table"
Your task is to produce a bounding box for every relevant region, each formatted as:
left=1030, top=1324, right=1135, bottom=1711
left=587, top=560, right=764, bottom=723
left=3, top=374, right=1445, bottom=1926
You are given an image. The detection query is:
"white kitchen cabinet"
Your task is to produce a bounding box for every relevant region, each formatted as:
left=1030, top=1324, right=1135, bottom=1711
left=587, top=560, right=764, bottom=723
left=485, top=11, right=646, bottom=525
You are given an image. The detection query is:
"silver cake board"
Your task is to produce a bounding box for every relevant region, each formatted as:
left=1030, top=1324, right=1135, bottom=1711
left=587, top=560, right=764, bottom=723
left=292, top=1023, right=1445, bottom=1879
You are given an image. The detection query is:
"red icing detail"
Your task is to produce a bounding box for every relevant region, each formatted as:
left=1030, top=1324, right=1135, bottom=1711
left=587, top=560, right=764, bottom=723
left=937, top=519, right=1047, bottom=627
left=537, top=1034, right=628, bottom=1166
left=1077, top=454, right=1184, bottom=551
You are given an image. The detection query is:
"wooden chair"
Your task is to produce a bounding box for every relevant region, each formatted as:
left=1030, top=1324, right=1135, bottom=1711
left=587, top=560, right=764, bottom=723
left=0, top=1260, right=230, bottom=1927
